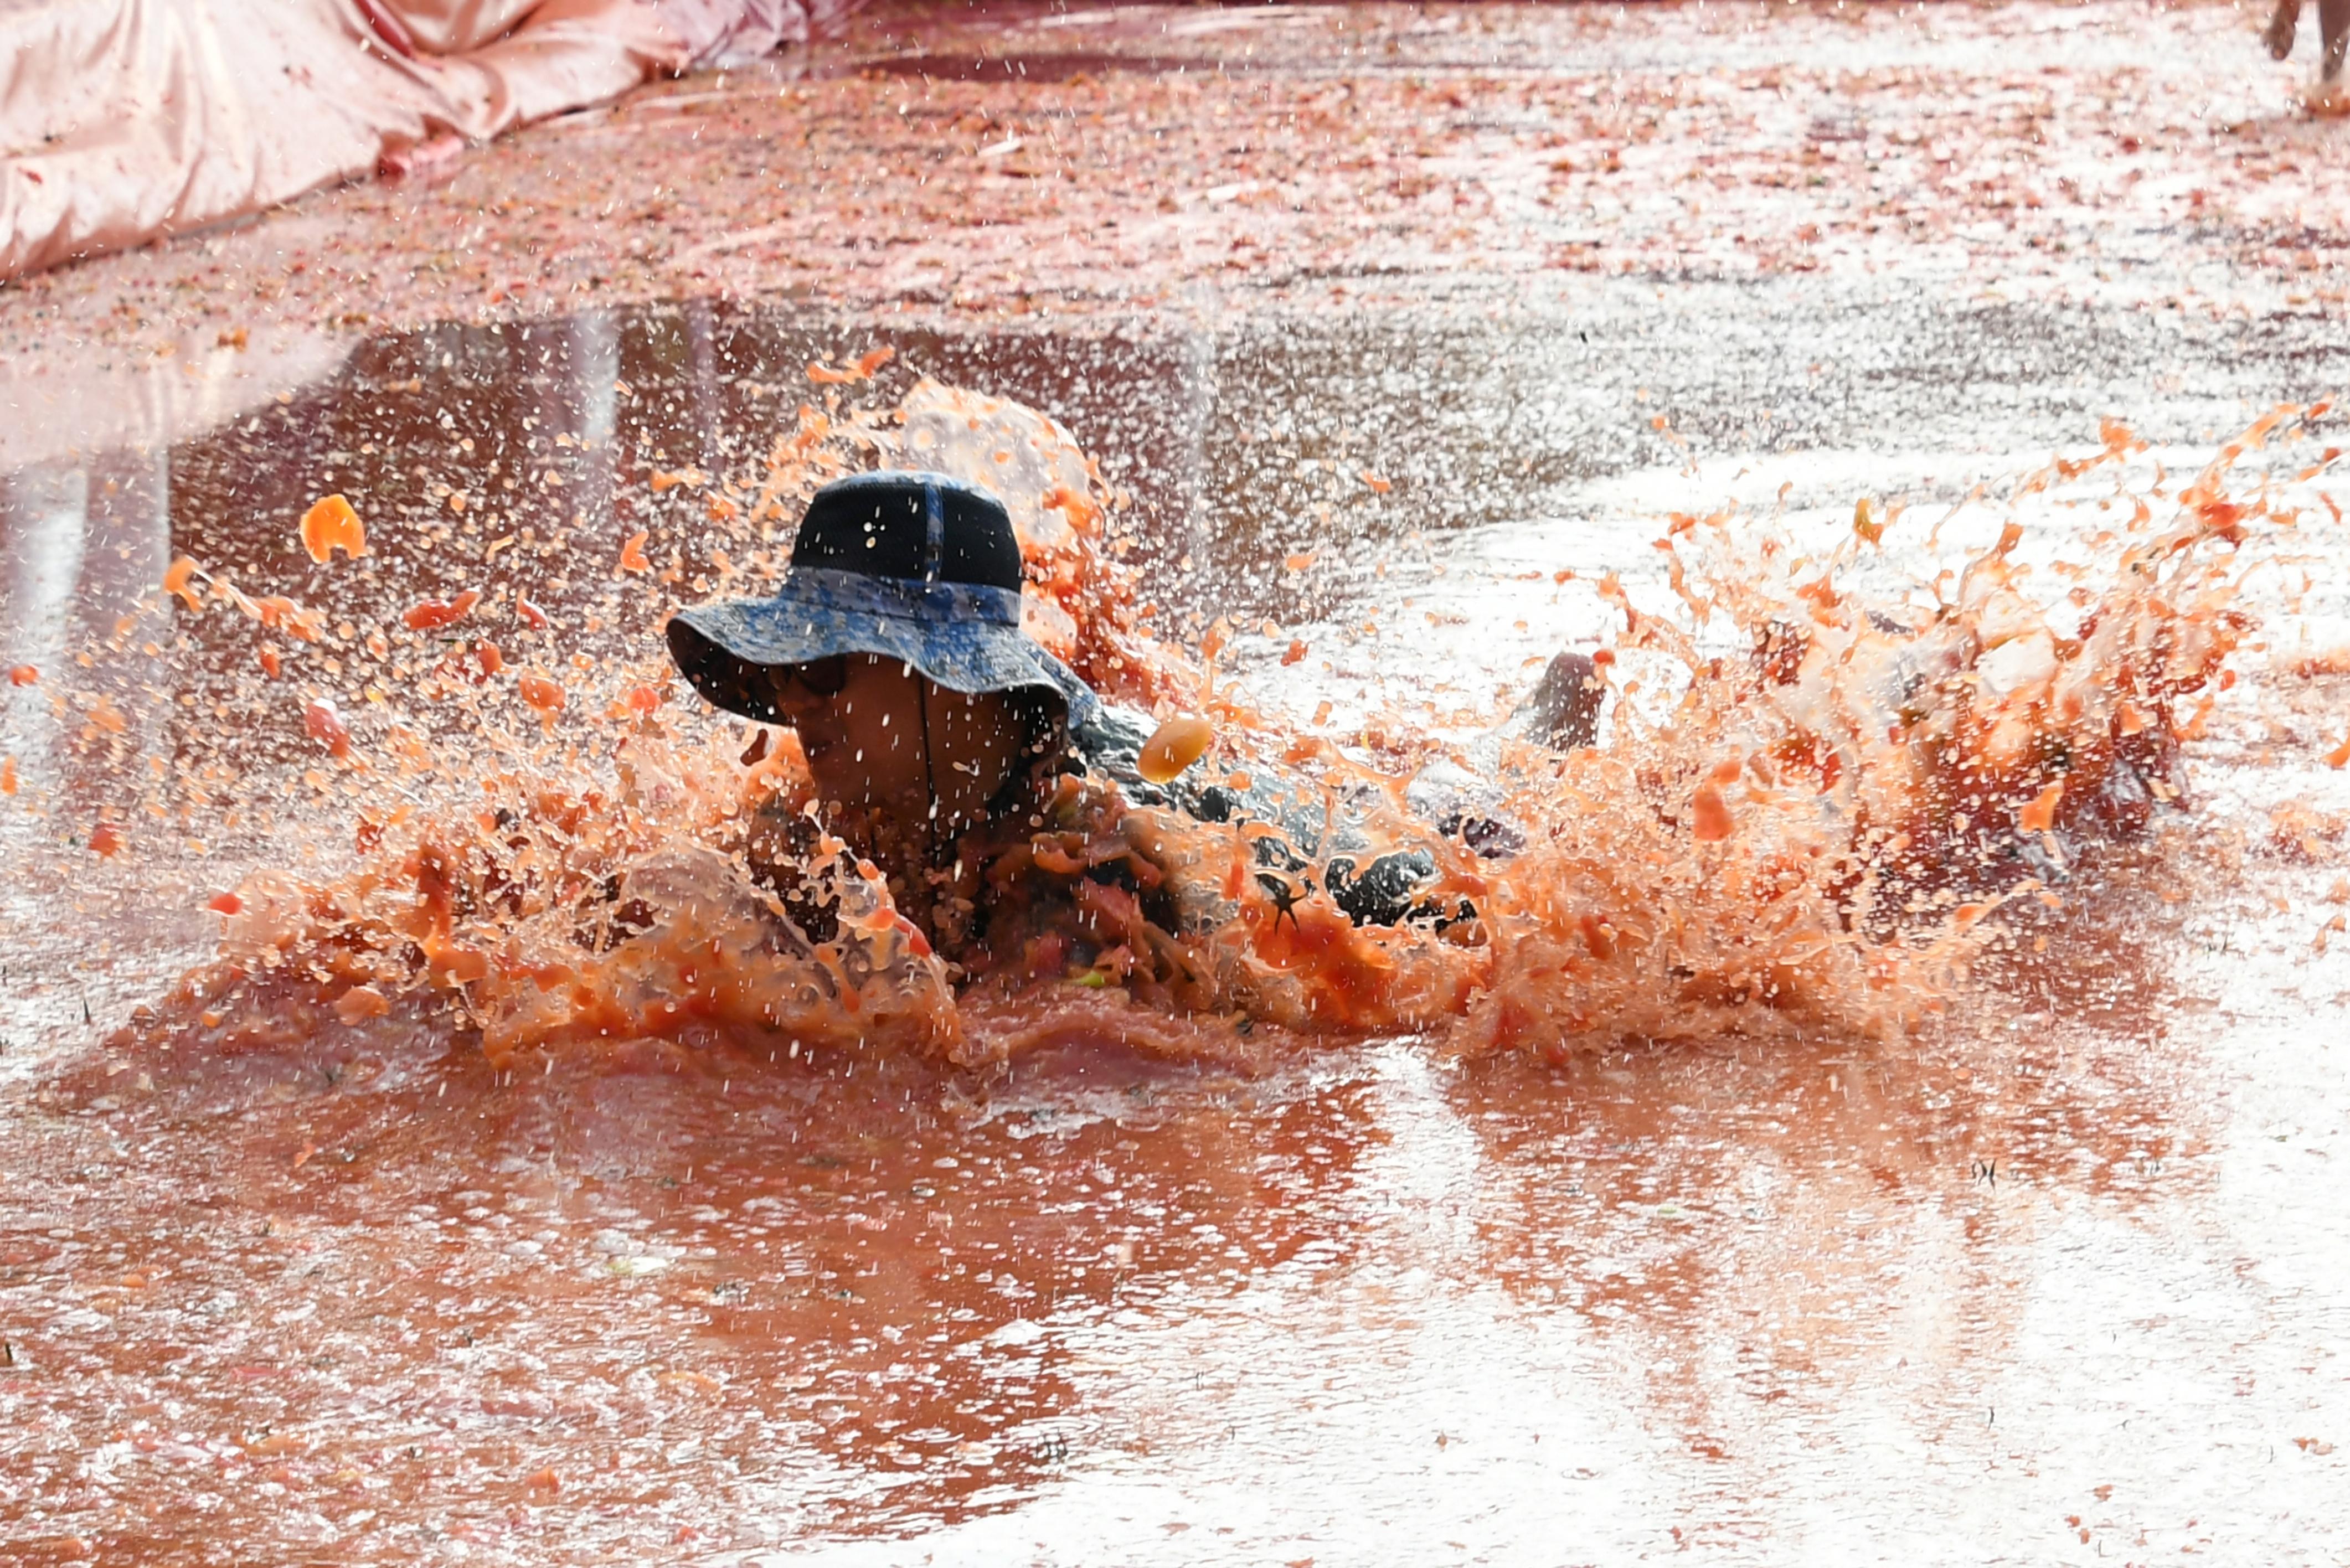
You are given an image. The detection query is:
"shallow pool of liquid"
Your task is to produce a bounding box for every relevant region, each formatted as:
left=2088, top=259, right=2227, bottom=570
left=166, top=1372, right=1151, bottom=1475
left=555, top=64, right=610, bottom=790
left=4, top=293, right=2349, bottom=1562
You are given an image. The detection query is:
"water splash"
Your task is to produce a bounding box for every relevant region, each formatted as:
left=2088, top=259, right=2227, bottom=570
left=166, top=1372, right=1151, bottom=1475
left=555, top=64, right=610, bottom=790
left=80, top=383, right=2310, bottom=1068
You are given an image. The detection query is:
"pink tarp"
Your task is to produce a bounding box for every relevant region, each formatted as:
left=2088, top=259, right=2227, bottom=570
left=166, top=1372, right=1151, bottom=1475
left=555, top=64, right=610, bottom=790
left=0, top=0, right=849, bottom=282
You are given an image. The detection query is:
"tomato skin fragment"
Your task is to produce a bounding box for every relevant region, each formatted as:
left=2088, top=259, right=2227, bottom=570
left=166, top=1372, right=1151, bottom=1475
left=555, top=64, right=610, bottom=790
left=0, top=756, right=17, bottom=796
left=518, top=674, right=566, bottom=715
left=7, top=664, right=36, bottom=687
left=2017, top=781, right=2065, bottom=833
left=163, top=555, right=204, bottom=612
left=1137, top=715, right=1213, bottom=784
left=305, top=699, right=353, bottom=759
left=1692, top=782, right=1734, bottom=842
left=517, top=597, right=550, bottom=631
left=254, top=595, right=323, bottom=642
left=420, top=932, right=489, bottom=986
left=619, top=530, right=651, bottom=574
left=1040, top=483, right=1102, bottom=536
left=88, top=821, right=125, bottom=858
left=476, top=640, right=503, bottom=678
left=1030, top=839, right=1086, bottom=876
left=1853, top=496, right=1884, bottom=544
left=1578, top=911, right=1617, bottom=960
left=892, top=912, right=932, bottom=957
left=259, top=647, right=282, bottom=679
left=402, top=590, right=481, bottom=631
left=208, top=892, right=244, bottom=916
left=299, top=494, right=367, bottom=563
left=333, top=984, right=391, bottom=1024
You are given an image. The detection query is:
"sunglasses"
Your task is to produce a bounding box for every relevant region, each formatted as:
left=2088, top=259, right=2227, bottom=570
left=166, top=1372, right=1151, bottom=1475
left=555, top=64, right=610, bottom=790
left=773, top=656, right=848, bottom=702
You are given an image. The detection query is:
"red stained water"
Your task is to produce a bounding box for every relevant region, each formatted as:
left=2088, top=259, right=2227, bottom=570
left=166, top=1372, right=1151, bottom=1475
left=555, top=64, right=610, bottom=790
left=4, top=301, right=2349, bottom=1562
left=137, top=385, right=2260, bottom=1066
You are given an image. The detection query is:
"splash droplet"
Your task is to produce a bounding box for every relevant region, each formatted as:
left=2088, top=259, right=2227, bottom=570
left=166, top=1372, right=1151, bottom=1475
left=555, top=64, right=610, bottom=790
left=403, top=590, right=481, bottom=631
left=1692, top=782, right=1734, bottom=843
left=304, top=699, right=352, bottom=759
left=519, top=674, right=566, bottom=716
left=298, top=494, right=367, bottom=563
left=1138, top=716, right=1213, bottom=785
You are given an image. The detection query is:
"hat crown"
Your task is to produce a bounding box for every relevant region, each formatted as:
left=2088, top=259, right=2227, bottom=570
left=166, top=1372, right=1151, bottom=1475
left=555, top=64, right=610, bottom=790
left=789, top=472, right=1024, bottom=593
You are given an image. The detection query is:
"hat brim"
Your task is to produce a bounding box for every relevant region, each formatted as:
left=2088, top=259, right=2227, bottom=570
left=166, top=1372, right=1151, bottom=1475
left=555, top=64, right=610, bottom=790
left=666, top=567, right=1098, bottom=730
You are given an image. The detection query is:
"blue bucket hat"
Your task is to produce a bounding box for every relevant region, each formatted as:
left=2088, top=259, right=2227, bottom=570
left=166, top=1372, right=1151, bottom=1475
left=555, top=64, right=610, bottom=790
left=665, top=471, right=1100, bottom=731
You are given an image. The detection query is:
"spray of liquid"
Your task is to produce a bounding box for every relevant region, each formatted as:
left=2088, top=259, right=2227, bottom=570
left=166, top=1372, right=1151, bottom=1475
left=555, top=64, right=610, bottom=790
left=101, top=380, right=2310, bottom=1071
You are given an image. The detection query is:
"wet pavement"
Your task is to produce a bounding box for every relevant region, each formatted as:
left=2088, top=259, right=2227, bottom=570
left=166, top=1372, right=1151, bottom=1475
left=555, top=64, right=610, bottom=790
left=7, top=3, right=2350, bottom=1564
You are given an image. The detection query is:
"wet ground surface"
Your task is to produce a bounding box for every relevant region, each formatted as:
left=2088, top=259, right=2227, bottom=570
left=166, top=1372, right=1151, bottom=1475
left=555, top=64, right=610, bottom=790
left=10, top=0, right=2350, bottom=371
left=3, top=285, right=2347, bottom=1566
left=7, top=3, right=2350, bottom=1564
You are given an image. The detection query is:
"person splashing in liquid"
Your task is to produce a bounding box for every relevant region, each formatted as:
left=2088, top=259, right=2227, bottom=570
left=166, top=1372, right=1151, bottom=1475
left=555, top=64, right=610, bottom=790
left=664, top=472, right=1600, bottom=995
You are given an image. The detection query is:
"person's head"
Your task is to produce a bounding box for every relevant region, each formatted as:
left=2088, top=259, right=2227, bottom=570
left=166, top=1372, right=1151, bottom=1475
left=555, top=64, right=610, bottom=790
left=763, top=652, right=1025, bottom=833
left=665, top=471, right=1096, bottom=842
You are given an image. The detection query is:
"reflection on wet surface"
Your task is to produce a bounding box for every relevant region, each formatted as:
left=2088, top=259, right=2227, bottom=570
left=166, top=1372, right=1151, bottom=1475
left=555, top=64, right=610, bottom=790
left=0, top=894, right=2228, bottom=1563
left=4, top=295, right=2350, bottom=1561
left=15, top=1017, right=1382, bottom=1557
left=858, top=52, right=1227, bottom=84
